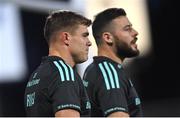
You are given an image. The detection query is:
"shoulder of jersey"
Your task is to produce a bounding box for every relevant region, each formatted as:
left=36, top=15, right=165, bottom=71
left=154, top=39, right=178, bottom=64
left=52, top=60, right=75, bottom=82
left=97, top=61, right=122, bottom=90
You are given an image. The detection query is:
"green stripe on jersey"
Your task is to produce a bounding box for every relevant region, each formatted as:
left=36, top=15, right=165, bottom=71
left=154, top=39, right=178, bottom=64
left=53, top=60, right=75, bottom=81
left=98, top=61, right=120, bottom=90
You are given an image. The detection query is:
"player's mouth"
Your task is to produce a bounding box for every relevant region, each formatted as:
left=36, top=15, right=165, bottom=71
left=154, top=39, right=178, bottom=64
left=131, top=38, right=138, bottom=49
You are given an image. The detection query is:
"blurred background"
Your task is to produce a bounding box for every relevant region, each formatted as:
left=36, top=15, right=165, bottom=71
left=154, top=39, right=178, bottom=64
left=0, top=0, right=180, bottom=116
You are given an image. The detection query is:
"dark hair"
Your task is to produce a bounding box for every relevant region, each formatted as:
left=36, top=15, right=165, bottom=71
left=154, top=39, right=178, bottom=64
left=44, top=10, right=92, bottom=44
left=92, top=8, right=126, bottom=45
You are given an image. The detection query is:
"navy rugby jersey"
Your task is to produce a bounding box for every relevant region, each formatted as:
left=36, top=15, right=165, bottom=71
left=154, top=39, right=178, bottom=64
left=83, top=56, right=142, bottom=117
left=24, top=56, right=90, bottom=116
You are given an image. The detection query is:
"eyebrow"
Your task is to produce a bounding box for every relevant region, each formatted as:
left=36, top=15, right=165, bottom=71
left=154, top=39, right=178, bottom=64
left=124, top=24, right=132, bottom=29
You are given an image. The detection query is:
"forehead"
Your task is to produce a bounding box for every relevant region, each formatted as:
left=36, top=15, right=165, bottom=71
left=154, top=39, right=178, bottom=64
left=70, top=24, right=88, bottom=36
left=74, top=24, right=88, bottom=33
left=112, top=16, right=131, bottom=27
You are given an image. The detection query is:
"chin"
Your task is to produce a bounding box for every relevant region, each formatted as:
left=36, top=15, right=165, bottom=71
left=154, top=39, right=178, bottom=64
left=82, top=57, right=88, bottom=62
left=77, top=57, right=88, bottom=64
left=132, top=51, right=140, bottom=57
left=125, top=50, right=139, bottom=58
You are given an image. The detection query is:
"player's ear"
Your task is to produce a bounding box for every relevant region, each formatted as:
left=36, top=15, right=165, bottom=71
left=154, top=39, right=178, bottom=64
left=102, top=32, right=113, bottom=44
left=62, top=32, right=71, bottom=46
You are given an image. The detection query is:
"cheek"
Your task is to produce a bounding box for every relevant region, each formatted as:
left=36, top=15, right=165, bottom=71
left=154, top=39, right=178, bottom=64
left=79, top=39, right=87, bottom=47
left=74, top=41, right=85, bottom=52
left=116, top=36, right=129, bottom=46
left=123, top=37, right=133, bottom=46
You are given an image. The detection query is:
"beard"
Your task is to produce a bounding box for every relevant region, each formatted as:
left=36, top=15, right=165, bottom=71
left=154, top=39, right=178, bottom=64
left=114, top=37, right=140, bottom=58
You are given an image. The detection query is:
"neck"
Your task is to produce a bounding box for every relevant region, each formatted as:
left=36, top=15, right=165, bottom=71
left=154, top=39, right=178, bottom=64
left=98, top=45, right=124, bottom=64
left=48, top=46, right=75, bottom=67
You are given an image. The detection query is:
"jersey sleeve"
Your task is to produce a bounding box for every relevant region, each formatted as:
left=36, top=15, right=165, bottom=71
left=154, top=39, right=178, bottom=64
left=97, top=62, right=129, bottom=116
left=49, top=60, right=81, bottom=114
